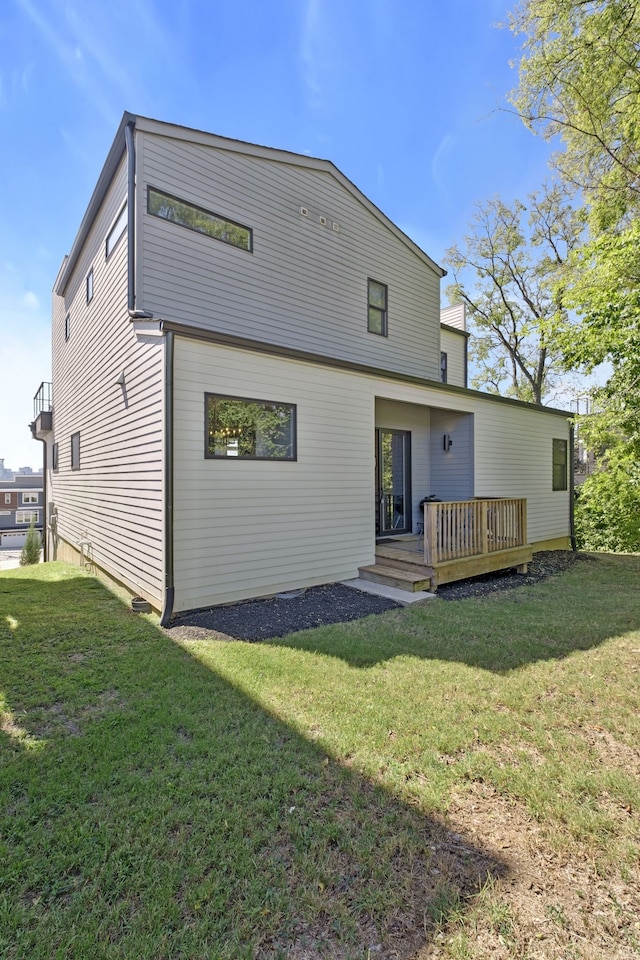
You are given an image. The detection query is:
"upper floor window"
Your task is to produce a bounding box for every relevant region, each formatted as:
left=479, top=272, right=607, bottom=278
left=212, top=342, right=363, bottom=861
left=106, top=203, right=127, bottom=258
left=22, top=493, right=38, bottom=504
left=4, top=493, right=11, bottom=504
left=368, top=279, right=388, bottom=336
left=205, top=393, right=296, bottom=460
left=552, top=439, right=568, bottom=490
left=52, top=442, right=59, bottom=472
left=71, top=432, right=81, bottom=471
left=65, top=313, right=71, bottom=341
left=86, top=268, right=94, bottom=303
left=440, top=352, right=448, bottom=384
left=148, top=187, right=252, bottom=252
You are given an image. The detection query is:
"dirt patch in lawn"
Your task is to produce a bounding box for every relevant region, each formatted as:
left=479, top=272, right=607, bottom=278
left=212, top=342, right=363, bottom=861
left=413, top=781, right=640, bottom=959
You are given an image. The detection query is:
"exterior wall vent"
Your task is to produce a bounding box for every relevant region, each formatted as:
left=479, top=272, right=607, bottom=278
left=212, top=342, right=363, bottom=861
left=300, top=206, right=308, bottom=217
left=319, top=215, right=327, bottom=226
left=332, top=221, right=340, bottom=233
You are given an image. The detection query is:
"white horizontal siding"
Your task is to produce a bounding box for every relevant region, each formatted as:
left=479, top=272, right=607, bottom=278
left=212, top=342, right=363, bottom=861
left=172, top=338, right=375, bottom=611
left=49, top=162, right=165, bottom=604
left=140, top=132, right=441, bottom=382
left=473, top=403, right=571, bottom=545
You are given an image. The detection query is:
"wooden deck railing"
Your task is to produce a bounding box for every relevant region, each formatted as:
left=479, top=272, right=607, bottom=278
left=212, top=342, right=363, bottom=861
left=423, top=498, right=527, bottom=565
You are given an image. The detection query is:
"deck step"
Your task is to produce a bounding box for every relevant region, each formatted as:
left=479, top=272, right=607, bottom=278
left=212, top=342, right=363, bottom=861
left=358, top=563, right=433, bottom=593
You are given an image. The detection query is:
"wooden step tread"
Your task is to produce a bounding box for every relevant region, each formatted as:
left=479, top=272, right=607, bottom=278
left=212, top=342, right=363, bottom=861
left=358, top=564, right=433, bottom=592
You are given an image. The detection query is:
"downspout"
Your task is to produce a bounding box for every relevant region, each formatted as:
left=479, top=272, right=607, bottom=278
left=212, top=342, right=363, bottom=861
left=33, top=437, right=48, bottom=562
left=124, top=120, right=154, bottom=320
left=160, top=330, right=175, bottom=625
left=569, top=422, right=577, bottom=552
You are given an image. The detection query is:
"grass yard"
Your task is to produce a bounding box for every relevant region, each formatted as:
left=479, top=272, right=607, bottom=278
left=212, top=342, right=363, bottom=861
left=1, top=554, right=639, bottom=959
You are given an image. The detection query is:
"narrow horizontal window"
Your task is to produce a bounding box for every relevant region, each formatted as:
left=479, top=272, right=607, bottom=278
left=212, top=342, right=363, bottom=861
left=106, top=203, right=127, bottom=258
left=205, top=393, right=296, bottom=460
left=71, top=431, right=81, bottom=471
left=148, top=187, right=252, bottom=252
left=368, top=279, right=388, bottom=336
left=16, top=510, right=39, bottom=524
left=552, top=438, right=567, bottom=491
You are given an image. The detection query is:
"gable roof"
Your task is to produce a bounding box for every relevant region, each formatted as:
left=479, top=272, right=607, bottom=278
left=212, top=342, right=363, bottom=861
left=57, top=113, right=445, bottom=294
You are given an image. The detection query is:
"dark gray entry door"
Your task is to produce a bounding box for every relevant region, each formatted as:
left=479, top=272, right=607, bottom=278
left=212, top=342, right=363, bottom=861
left=376, top=429, right=412, bottom=535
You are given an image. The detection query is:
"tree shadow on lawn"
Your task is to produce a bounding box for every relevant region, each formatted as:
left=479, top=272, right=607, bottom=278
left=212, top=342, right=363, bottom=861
left=0, top=570, right=506, bottom=960
left=268, top=553, right=640, bottom=673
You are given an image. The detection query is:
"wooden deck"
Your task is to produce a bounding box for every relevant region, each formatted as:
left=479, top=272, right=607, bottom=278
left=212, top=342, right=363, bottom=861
left=359, top=499, right=532, bottom=593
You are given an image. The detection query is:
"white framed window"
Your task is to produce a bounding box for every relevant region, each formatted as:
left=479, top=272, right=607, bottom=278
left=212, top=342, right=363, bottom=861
left=4, top=493, right=10, bottom=504
left=71, top=432, right=81, bottom=470
left=16, top=510, right=39, bottom=524
left=106, top=203, right=127, bottom=258
left=22, top=493, right=38, bottom=504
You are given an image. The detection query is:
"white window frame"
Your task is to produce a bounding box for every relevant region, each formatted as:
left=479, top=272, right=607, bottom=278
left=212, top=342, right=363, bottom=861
left=16, top=510, right=39, bottom=524
left=4, top=493, right=10, bottom=504
left=22, top=493, right=38, bottom=504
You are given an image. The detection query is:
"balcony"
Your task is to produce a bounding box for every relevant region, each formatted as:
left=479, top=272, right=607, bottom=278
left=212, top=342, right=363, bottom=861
left=31, top=382, right=53, bottom=439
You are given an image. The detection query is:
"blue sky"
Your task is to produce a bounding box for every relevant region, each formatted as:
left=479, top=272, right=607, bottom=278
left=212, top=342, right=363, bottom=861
left=0, top=0, right=556, bottom=469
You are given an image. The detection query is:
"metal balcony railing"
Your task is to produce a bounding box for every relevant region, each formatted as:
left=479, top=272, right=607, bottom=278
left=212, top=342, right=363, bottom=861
left=33, top=382, right=53, bottom=419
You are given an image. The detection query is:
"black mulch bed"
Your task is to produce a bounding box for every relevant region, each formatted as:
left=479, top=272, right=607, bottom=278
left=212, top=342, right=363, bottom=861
left=165, top=551, right=583, bottom=642
left=166, top=584, right=402, bottom=642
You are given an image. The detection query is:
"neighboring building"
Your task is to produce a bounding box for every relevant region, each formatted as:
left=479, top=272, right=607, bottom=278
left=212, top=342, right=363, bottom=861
left=32, top=114, right=572, bottom=619
left=0, top=460, right=14, bottom=481
left=0, top=473, right=44, bottom=547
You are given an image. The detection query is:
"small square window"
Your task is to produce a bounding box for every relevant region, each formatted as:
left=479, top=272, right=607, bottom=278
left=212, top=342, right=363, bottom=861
left=440, top=352, right=448, bottom=384
left=368, top=279, right=388, bottom=336
left=71, top=432, right=81, bottom=471
left=86, top=268, right=94, bottom=303
left=552, top=438, right=567, bottom=490
left=65, top=313, right=71, bottom=341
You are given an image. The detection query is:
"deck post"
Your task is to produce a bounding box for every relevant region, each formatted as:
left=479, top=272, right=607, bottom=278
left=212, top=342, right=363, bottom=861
left=480, top=500, right=490, bottom=555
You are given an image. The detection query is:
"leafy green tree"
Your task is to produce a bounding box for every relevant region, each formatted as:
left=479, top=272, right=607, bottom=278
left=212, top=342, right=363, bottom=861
left=19, top=521, right=42, bottom=566
left=445, top=183, right=585, bottom=403
left=508, top=0, right=640, bottom=549
left=508, top=0, right=640, bottom=227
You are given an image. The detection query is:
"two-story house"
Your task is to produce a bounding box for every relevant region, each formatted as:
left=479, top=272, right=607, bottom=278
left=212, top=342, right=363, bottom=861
left=0, top=473, right=44, bottom=547
left=31, top=114, right=572, bottom=621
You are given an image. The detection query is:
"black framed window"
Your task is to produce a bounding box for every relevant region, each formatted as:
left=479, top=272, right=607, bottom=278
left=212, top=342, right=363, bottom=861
left=148, top=187, right=252, bottom=252
left=440, top=352, right=448, bottom=383
left=64, top=313, right=70, bottom=341
left=71, top=432, right=80, bottom=471
left=106, top=203, right=127, bottom=258
left=367, top=279, right=388, bottom=336
left=205, top=394, right=296, bottom=460
left=552, top=438, right=568, bottom=490
left=52, top=442, right=59, bottom=472
left=86, top=268, right=94, bottom=303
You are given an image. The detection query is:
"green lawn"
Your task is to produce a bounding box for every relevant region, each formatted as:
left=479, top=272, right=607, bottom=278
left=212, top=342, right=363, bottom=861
left=1, top=555, right=639, bottom=959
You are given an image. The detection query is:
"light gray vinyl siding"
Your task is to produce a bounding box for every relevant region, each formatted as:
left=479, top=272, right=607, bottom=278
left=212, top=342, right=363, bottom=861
left=429, top=409, right=474, bottom=501
left=49, top=159, right=165, bottom=604
left=440, top=304, right=466, bottom=330
left=139, top=131, right=442, bottom=381
left=172, top=338, right=375, bottom=611
left=474, top=403, right=571, bottom=545
left=440, top=326, right=467, bottom=387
